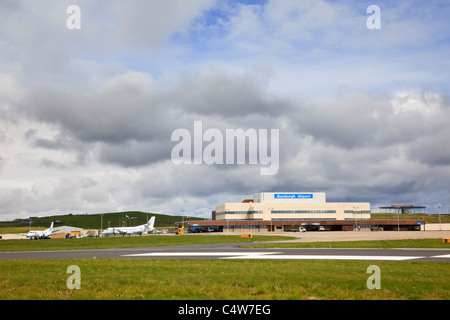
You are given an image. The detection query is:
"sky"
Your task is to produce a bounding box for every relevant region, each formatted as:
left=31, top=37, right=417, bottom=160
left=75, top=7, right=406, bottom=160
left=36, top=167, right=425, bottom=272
left=1, top=0, right=450, bottom=220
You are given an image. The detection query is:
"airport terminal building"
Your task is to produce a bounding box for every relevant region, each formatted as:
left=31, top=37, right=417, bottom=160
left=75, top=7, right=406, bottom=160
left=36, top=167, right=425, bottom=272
left=185, top=192, right=425, bottom=232
left=215, top=192, right=370, bottom=223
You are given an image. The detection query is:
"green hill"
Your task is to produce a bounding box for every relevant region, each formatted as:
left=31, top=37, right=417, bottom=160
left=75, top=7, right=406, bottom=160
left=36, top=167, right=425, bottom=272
left=370, top=212, right=450, bottom=224
left=0, top=211, right=207, bottom=231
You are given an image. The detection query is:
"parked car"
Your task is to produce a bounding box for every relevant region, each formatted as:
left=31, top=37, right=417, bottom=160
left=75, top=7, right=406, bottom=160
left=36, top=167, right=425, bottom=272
left=289, top=227, right=306, bottom=232
left=318, top=226, right=325, bottom=231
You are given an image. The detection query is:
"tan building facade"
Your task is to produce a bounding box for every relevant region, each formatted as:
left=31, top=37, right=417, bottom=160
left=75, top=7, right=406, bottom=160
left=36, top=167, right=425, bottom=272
left=184, top=192, right=423, bottom=233
left=214, top=192, right=371, bottom=223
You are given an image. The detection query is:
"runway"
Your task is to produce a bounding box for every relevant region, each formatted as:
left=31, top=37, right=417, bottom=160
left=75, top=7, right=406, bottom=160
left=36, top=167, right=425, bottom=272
left=1, top=243, right=450, bottom=262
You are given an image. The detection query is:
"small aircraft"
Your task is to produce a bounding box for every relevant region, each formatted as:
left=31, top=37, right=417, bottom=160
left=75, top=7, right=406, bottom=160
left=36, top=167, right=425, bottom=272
left=26, top=222, right=54, bottom=240
left=102, top=216, right=155, bottom=236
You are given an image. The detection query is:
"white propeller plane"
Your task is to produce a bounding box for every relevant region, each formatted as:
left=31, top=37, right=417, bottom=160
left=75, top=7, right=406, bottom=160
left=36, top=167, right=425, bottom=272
left=26, top=222, right=54, bottom=240
left=102, top=216, right=155, bottom=236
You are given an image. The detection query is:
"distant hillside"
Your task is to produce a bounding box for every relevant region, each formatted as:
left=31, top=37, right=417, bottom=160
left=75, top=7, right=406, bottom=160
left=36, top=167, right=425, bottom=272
left=0, top=211, right=207, bottom=230
left=371, top=213, right=450, bottom=224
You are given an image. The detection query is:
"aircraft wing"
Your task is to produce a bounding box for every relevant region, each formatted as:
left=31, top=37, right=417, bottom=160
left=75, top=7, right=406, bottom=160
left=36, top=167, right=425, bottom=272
left=113, top=228, right=127, bottom=234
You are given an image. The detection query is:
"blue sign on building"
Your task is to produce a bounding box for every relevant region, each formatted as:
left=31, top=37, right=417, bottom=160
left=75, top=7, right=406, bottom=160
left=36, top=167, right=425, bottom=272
left=274, top=193, right=314, bottom=199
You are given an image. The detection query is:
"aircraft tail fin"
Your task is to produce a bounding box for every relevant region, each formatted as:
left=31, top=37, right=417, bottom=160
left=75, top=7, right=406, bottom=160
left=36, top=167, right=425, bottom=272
left=45, top=222, right=54, bottom=237
left=146, top=216, right=155, bottom=230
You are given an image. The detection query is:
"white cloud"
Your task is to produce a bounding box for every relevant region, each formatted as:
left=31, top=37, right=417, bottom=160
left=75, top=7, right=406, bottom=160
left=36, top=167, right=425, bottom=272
left=392, top=90, right=441, bottom=116
left=1, top=1, right=450, bottom=219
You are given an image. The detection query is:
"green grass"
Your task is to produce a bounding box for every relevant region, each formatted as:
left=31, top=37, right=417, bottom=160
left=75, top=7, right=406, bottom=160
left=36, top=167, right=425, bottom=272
left=371, top=212, right=450, bottom=223
left=1, top=234, right=449, bottom=300
left=0, top=259, right=448, bottom=300
left=0, top=235, right=295, bottom=252
left=246, top=238, right=450, bottom=249
left=0, top=227, right=48, bottom=234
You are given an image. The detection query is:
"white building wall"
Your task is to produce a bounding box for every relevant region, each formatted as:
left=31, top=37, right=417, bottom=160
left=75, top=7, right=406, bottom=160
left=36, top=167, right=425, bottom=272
left=215, top=199, right=371, bottom=221
left=421, top=223, right=450, bottom=231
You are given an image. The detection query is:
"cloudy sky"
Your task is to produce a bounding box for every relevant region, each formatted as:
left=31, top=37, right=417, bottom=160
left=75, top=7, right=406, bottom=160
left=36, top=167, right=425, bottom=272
left=1, top=0, right=450, bottom=220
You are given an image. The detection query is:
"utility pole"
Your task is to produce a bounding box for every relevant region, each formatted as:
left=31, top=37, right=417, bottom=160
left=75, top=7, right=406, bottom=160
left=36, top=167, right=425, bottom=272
left=180, top=209, right=185, bottom=233
left=438, top=204, right=442, bottom=231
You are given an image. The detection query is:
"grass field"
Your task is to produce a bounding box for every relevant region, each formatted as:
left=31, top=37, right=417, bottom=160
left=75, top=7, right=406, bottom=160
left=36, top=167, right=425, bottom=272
left=246, top=238, right=450, bottom=249
left=371, top=212, right=450, bottom=224
left=0, top=258, right=449, bottom=300
left=1, top=235, right=449, bottom=300
left=2, top=235, right=449, bottom=252
left=0, top=235, right=295, bottom=252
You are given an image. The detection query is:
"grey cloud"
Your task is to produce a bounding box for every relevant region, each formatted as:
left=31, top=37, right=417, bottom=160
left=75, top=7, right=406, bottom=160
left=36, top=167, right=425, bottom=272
left=0, top=0, right=215, bottom=91
left=267, top=90, right=450, bottom=207
left=289, top=90, right=387, bottom=149
left=17, top=75, right=450, bottom=209
left=367, top=180, right=419, bottom=197
left=134, top=163, right=268, bottom=200
left=110, top=0, right=214, bottom=51
left=406, top=127, right=450, bottom=166
left=171, top=67, right=289, bottom=117
left=0, top=156, right=5, bottom=173
left=40, top=158, right=67, bottom=169
left=99, top=140, right=171, bottom=168
left=0, top=173, right=131, bottom=219
left=289, top=89, right=450, bottom=153
left=25, top=128, right=95, bottom=165
left=18, top=68, right=290, bottom=169
left=33, top=137, right=70, bottom=151
left=13, top=68, right=450, bottom=216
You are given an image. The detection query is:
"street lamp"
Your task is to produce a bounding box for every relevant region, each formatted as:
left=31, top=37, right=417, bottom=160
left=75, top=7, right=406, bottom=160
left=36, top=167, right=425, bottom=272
left=225, top=209, right=229, bottom=233
left=353, top=206, right=359, bottom=231
left=438, top=204, right=442, bottom=231
left=180, top=209, right=185, bottom=232
left=268, top=207, right=273, bottom=232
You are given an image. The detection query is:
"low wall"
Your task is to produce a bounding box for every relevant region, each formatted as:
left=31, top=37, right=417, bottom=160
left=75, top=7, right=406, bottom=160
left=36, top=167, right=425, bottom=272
left=422, top=223, right=450, bottom=231
left=0, top=233, right=28, bottom=240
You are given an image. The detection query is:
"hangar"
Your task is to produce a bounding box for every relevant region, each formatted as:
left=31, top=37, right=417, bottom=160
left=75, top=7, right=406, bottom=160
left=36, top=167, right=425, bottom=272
left=50, top=225, right=84, bottom=238
left=182, top=192, right=425, bottom=232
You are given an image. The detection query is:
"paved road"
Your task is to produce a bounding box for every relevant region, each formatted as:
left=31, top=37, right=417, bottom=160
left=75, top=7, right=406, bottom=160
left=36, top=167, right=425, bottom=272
left=1, top=243, right=450, bottom=262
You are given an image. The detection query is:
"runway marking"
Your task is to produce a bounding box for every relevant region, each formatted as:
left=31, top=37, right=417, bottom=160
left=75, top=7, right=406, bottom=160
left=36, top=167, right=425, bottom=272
left=122, top=252, right=279, bottom=257
left=221, top=255, right=423, bottom=261
left=431, top=254, right=450, bottom=259
left=122, top=252, right=423, bottom=261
